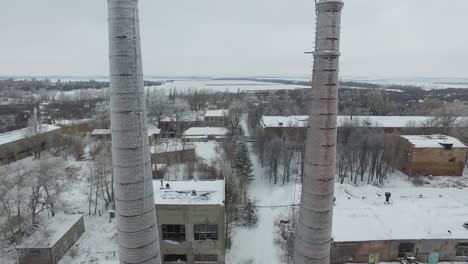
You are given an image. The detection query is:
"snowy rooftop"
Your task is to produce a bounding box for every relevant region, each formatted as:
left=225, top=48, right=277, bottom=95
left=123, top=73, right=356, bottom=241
left=183, top=127, right=229, bottom=136
left=260, top=115, right=468, bottom=128
left=161, top=112, right=205, bottom=122
left=91, top=125, right=160, bottom=137
left=0, top=124, right=61, bottom=145
left=153, top=180, right=224, bottom=205
left=150, top=140, right=195, bottom=154
left=333, top=185, right=468, bottom=242
left=91, top=129, right=110, bottom=135
left=401, top=134, right=466, bottom=148
left=18, top=214, right=83, bottom=248
left=205, top=109, right=228, bottom=117
left=147, top=124, right=161, bottom=136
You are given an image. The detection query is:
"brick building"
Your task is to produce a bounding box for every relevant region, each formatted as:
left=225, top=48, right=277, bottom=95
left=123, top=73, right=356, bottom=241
left=397, top=134, right=467, bottom=176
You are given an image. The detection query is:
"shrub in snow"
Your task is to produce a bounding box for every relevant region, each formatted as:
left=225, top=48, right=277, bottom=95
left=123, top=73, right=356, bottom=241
left=241, top=199, right=258, bottom=228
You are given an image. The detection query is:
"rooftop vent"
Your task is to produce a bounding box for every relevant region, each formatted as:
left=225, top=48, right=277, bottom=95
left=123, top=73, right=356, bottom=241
left=191, top=190, right=197, bottom=196
left=439, top=143, right=453, bottom=150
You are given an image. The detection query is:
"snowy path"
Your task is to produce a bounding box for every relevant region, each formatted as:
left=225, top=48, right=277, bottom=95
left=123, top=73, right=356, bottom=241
left=226, top=140, right=301, bottom=264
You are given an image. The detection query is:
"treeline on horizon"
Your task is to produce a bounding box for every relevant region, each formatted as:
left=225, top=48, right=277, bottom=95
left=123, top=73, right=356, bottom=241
left=0, top=78, right=164, bottom=92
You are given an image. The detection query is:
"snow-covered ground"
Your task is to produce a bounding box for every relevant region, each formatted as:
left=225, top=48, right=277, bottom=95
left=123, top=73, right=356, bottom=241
left=226, top=142, right=301, bottom=264
left=193, top=141, right=221, bottom=162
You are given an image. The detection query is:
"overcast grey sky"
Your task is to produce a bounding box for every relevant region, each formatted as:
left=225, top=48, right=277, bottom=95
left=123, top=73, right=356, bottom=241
left=1, top=0, right=467, bottom=78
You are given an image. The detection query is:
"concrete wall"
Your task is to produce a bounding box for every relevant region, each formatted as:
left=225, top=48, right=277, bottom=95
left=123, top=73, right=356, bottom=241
left=0, top=129, right=60, bottom=165
left=156, top=204, right=225, bottom=264
left=152, top=148, right=196, bottom=165
left=51, top=215, right=85, bottom=264
left=205, top=116, right=226, bottom=127
left=332, top=239, right=468, bottom=263
left=398, top=137, right=467, bottom=176
left=17, top=248, right=52, bottom=264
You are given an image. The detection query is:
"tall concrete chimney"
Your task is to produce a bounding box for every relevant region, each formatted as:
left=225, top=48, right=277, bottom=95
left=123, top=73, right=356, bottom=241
left=294, top=1, right=344, bottom=264
left=107, top=1, right=161, bottom=263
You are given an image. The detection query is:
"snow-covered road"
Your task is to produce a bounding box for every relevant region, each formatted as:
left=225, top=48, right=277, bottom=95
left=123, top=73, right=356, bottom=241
left=226, top=140, right=301, bottom=264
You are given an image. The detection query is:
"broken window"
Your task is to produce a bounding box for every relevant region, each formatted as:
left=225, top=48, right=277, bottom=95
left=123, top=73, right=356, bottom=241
left=162, top=224, right=186, bottom=242
left=194, top=224, right=218, bottom=240
left=164, top=254, right=187, bottom=262
left=456, top=243, right=468, bottom=256
left=194, top=254, right=218, bottom=263
left=398, top=242, right=415, bottom=257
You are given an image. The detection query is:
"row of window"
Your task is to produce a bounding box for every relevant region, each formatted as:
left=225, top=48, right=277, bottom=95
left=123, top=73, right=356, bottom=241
left=162, top=224, right=218, bottom=242
left=164, top=254, right=217, bottom=263
left=398, top=242, right=468, bottom=257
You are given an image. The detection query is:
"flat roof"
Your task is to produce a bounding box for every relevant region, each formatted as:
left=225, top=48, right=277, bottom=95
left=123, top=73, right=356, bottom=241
left=333, top=185, right=468, bottom=242
left=0, top=124, right=61, bottom=146
left=205, top=109, right=228, bottom=117
left=91, top=125, right=160, bottom=137
left=150, top=140, right=195, bottom=154
left=153, top=180, right=224, bottom=205
left=18, top=214, right=83, bottom=248
left=260, top=115, right=468, bottom=129
left=401, top=134, right=466, bottom=148
left=183, top=127, right=229, bottom=136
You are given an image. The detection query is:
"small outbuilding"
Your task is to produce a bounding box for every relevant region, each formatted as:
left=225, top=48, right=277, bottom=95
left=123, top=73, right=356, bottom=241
left=396, top=134, right=467, bottom=176
left=204, top=109, right=228, bottom=127
left=16, top=214, right=85, bottom=264
left=182, top=127, right=229, bottom=141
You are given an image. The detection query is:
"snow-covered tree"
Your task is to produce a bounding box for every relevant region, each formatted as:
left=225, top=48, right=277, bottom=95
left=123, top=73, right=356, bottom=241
left=242, top=199, right=258, bottom=228
left=233, top=139, right=254, bottom=184
left=94, top=100, right=110, bottom=129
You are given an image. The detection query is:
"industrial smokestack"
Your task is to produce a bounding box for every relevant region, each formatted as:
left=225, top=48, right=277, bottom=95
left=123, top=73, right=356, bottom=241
left=294, top=1, right=344, bottom=264
left=107, top=1, right=161, bottom=263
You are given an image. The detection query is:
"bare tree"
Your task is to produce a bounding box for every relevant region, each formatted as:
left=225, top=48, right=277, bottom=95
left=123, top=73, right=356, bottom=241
left=147, top=93, right=170, bottom=126
left=265, top=138, right=282, bottom=184
left=108, top=0, right=161, bottom=263
left=94, top=100, right=111, bottom=129
left=226, top=101, right=244, bottom=135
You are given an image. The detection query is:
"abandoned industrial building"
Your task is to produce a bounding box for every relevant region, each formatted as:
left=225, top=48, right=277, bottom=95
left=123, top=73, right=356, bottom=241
left=90, top=124, right=160, bottom=144
left=331, top=185, right=468, bottom=263
left=153, top=180, right=225, bottom=264
left=0, top=124, right=61, bottom=165
left=259, top=115, right=468, bottom=142
left=16, top=214, right=85, bottom=264
left=396, top=134, right=467, bottom=176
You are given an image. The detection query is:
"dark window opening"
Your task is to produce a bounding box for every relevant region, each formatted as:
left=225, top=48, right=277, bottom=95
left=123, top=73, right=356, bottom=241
left=194, top=224, right=218, bottom=240
left=162, top=224, right=186, bottom=242
left=195, top=254, right=218, bottom=263
left=398, top=243, right=415, bottom=257
left=164, top=254, right=187, bottom=262
left=456, top=243, right=468, bottom=256
left=29, top=249, right=41, bottom=255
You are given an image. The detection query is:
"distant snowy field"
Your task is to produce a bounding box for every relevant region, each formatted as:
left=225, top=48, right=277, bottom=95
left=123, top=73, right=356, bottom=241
left=342, top=77, right=468, bottom=90
left=8, top=75, right=468, bottom=91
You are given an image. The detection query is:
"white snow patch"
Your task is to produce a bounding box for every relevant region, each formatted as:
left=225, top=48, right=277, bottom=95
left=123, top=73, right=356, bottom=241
left=153, top=180, right=225, bottom=205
